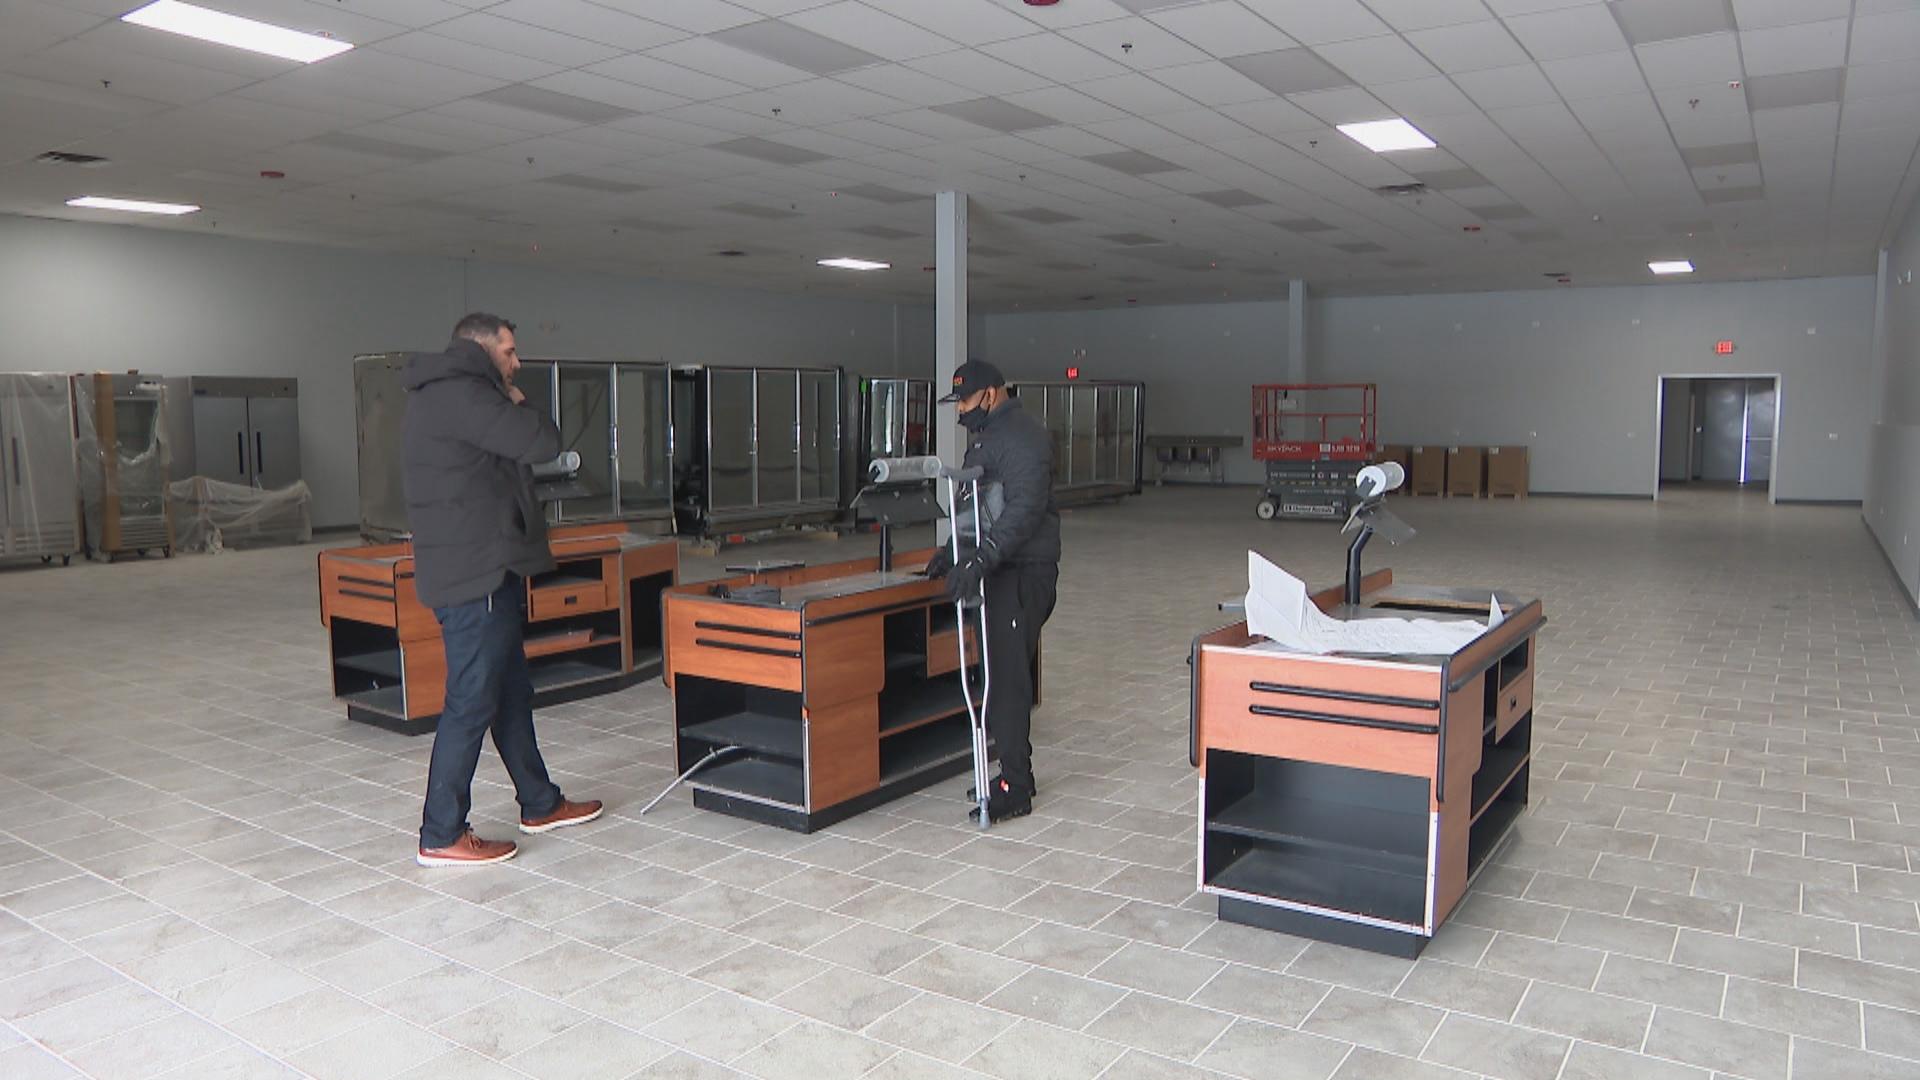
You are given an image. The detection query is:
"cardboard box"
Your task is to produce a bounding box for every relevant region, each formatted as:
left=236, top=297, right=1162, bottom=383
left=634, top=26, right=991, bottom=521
left=1409, top=446, right=1446, bottom=496
left=1485, top=445, right=1529, bottom=497
left=1446, top=446, right=1485, bottom=497
left=1378, top=444, right=1413, bottom=477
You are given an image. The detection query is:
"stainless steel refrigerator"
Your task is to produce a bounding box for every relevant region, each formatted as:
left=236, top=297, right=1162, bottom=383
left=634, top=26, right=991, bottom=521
left=170, top=376, right=302, bottom=490
left=0, top=372, right=82, bottom=565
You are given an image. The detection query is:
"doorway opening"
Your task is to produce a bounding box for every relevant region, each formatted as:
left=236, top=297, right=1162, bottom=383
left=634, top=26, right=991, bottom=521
left=1655, top=376, right=1780, bottom=501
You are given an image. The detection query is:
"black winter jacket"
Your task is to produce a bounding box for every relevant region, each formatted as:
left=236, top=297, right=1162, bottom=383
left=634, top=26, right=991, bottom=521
left=965, top=397, right=1061, bottom=566
left=402, top=339, right=562, bottom=609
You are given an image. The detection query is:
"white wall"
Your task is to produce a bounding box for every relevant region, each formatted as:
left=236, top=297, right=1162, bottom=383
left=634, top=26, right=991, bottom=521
left=976, top=300, right=1289, bottom=483
left=1865, top=194, right=1920, bottom=604
left=978, top=278, right=1874, bottom=501
left=0, top=214, right=929, bottom=528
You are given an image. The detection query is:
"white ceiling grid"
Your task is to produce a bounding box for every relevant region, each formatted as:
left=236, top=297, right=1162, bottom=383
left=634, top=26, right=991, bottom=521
left=0, top=0, right=1915, bottom=308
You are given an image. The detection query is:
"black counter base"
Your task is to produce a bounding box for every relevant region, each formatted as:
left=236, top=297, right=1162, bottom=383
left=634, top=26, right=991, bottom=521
left=694, top=749, right=979, bottom=833
left=345, top=662, right=658, bottom=737
left=1217, top=895, right=1428, bottom=959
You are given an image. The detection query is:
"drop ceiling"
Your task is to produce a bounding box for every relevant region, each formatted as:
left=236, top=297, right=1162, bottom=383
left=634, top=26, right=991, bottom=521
left=3, top=0, right=1917, bottom=310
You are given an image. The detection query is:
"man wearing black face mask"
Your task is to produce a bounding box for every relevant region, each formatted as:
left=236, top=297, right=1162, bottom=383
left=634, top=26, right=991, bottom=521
left=924, top=360, right=1060, bottom=822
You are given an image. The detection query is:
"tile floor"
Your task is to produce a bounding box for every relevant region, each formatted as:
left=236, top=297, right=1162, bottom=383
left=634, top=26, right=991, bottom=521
left=2, top=486, right=1919, bottom=1080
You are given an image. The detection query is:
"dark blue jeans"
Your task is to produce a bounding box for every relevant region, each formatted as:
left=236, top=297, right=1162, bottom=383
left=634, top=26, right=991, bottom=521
left=420, top=573, right=563, bottom=849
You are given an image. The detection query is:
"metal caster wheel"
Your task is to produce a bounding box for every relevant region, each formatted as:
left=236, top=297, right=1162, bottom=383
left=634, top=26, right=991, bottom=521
left=1255, top=499, right=1278, bottom=520
left=136, top=548, right=149, bottom=558
left=61, top=555, right=71, bottom=567
left=163, top=547, right=173, bottom=558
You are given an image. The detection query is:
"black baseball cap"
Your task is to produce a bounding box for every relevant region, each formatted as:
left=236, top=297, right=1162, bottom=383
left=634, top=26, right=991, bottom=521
left=938, top=360, right=1005, bottom=403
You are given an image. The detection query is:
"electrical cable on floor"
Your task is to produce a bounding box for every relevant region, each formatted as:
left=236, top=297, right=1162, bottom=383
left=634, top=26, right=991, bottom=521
left=638, top=744, right=748, bottom=815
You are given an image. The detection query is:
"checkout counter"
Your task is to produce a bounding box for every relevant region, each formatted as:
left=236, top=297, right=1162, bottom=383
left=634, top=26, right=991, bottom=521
left=662, top=548, right=1041, bottom=833
left=1191, top=571, right=1542, bottom=957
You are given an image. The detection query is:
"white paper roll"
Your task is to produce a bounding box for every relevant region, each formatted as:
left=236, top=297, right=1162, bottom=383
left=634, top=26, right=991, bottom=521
left=868, top=455, right=945, bottom=483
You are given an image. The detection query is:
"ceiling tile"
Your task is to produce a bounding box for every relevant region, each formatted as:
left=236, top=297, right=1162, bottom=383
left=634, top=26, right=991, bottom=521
left=1731, top=0, right=1850, bottom=30
left=371, top=31, right=562, bottom=82
left=1312, top=35, right=1441, bottom=83
left=304, top=131, right=446, bottom=161
left=1679, top=141, right=1760, bottom=167
left=592, top=0, right=760, bottom=34
left=1373, top=76, right=1481, bottom=117
left=646, top=36, right=818, bottom=89
left=529, top=71, right=687, bottom=113
left=1539, top=51, right=1644, bottom=99
left=1610, top=0, right=1733, bottom=45
left=430, top=13, right=623, bottom=67
left=1700, top=184, right=1765, bottom=203
left=1406, top=21, right=1532, bottom=73
left=1004, top=206, right=1081, bottom=223
left=908, top=49, right=1057, bottom=96
left=1064, top=17, right=1213, bottom=70
left=1363, top=0, right=1494, bottom=31
left=1850, top=9, right=1920, bottom=65
left=1276, top=216, right=1335, bottom=231
left=486, top=0, right=687, bottom=50
left=930, top=97, right=1061, bottom=133
left=850, top=0, right=1038, bottom=46
left=1074, top=72, right=1200, bottom=116
left=1101, top=230, right=1168, bottom=244
left=456, top=86, right=629, bottom=127
left=1566, top=91, right=1663, bottom=131
left=717, top=201, right=802, bottom=218
left=1474, top=203, right=1533, bottom=219
left=1286, top=86, right=1392, bottom=125
left=1746, top=68, right=1845, bottom=110
left=1453, top=63, right=1561, bottom=109
left=984, top=32, right=1130, bottom=83
left=1216, top=97, right=1328, bottom=133
left=1146, top=2, right=1299, bottom=59
left=711, top=19, right=884, bottom=76
left=1084, top=149, right=1184, bottom=174
left=1222, top=48, right=1354, bottom=95
left=709, top=135, right=834, bottom=164
left=1239, top=0, right=1391, bottom=44
left=1740, top=20, right=1847, bottom=77
left=782, top=2, right=962, bottom=62
left=1846, top=60, right=1920, bottom=102
left=1148, top=61, right=1275, bottom=106
left=1192, top=188, right=1270, bottom=207
left=1634, top=33, right=1742, bottom=88
left=1503, top=5, right=1630, bottom=59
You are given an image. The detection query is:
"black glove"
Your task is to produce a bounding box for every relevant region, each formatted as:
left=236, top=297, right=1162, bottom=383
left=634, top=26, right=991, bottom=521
left=923, top=547, right=954, bottom=579
left=945, top=553, right=988, bottom=602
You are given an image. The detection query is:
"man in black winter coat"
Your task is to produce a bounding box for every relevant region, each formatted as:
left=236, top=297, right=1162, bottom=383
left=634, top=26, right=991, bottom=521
left=403, top=313, right=602, bottom=867
left=926, top=360, right=1060, bottom=823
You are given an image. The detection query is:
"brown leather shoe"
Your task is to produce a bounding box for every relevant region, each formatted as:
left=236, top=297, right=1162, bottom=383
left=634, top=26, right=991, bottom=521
left=520, top=798, right=604, bottom=834
left=417, top=829, right=517, bottom=868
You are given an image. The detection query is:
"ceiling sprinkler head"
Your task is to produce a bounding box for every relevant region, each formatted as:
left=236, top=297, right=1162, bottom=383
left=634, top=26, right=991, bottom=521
left=1728, top=80, right=1741, bottom=89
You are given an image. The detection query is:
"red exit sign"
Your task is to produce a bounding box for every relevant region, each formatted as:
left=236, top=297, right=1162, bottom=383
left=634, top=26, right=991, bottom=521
left=1065, top=366, right=1080, bottom=379
left=1715, top=340, right=1736, bottom=355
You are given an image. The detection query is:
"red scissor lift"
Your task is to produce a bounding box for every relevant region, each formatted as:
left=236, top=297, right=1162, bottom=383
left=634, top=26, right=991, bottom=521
left=1250, top=383, right=1378, bottom=521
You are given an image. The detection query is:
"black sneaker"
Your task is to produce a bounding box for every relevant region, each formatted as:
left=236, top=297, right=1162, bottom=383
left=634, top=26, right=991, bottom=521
left=968, top=778, right=1033, bottom=824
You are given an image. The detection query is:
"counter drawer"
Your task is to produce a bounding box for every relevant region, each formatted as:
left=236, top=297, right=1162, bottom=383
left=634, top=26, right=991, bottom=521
left=530, top=580, right=610, bottom=621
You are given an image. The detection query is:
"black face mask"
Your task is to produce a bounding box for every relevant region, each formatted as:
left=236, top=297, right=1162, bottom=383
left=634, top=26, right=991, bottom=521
left=959, top=403, right=991, bottom=432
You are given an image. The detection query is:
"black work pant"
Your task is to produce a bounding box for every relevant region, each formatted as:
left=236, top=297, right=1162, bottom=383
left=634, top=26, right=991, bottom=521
left=984, top=561, right=1057, bottom=796
left=420, top=573, right=563, bottom=849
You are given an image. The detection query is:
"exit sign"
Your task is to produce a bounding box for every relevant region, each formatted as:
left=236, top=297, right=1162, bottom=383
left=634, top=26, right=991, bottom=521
left=1715, top=340, right=1736, bottom=355
left=1065, top=366, right=1080, bottom=379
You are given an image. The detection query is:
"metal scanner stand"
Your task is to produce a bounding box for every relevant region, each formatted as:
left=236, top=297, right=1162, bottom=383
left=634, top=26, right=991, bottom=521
left=1340, top=461, right=1415, bottom=604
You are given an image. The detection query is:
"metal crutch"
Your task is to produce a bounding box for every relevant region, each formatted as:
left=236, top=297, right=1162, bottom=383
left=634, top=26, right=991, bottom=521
left=940, top=464, right=994, bottom=830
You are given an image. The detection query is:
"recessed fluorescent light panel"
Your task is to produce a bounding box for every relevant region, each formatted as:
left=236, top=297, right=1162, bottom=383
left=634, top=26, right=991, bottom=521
left=122, top=0, right=353, bottom=63
left=66, top=196, right=200, bottom=216
left=817, top=257, right=890, bottom=271
left=1337, top=118, right=1436, bottom=153
left=1648, top=260, right=1695, bottom=275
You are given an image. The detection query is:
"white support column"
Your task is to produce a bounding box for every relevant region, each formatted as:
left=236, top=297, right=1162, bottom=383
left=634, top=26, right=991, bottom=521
left=1287, top=278, right=1308, bottom=383
left=936, top=191, right=968, bottom=469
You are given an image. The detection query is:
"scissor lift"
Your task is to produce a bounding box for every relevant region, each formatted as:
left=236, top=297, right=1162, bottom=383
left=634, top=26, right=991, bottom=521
left=1251, top=383, right=1378, bottom=521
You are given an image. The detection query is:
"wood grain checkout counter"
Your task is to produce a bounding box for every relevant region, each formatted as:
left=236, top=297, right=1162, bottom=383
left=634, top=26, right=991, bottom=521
left=318, top=521, right=678, bottom=734
left=1191, top=569, right=1543, bottom=957
left=662, top=548, right=1036, bottom=832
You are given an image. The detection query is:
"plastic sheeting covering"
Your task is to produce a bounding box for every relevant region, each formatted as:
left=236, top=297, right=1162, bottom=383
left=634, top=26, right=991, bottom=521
left=0, top=373, right=82, bottom=560
left=73, top=375, right=175, bottom=555
left=169, top=477, right=312, bottom=553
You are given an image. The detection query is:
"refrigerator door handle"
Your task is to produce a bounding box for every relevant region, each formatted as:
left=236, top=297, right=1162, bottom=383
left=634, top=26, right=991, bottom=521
left=255, top=431, right=264, bottom=487
left=10, top=437, right=18, bottom=487
left=236, top=431, right=245, bottom=477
